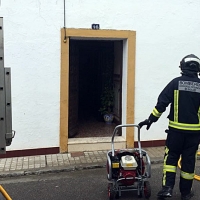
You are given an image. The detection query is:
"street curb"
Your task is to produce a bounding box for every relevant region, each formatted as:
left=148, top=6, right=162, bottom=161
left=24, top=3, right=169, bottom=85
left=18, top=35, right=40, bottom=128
left=0, top=159, right=163, bottom=178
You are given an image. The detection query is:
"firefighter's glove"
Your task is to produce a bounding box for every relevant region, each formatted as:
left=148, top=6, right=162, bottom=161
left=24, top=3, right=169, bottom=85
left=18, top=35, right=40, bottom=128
left=138, top=119, right=153, bottom=130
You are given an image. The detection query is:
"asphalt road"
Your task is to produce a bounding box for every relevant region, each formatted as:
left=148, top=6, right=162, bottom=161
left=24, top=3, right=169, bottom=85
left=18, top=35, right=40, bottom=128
left=0, top=162, right=200, bottom=200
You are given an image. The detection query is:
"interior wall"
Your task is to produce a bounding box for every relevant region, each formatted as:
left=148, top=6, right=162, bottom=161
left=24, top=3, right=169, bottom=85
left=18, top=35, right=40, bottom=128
left=78, top=40, right=107, bottom=120
left=71, top=40, right=115, bottom=122
left=122, top=39, right=128, bottom=138
left=113, top=41, right=122, bottom=122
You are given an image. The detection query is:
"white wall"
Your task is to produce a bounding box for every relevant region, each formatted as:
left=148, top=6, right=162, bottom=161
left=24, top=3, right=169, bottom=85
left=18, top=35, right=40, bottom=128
left=0, top=0, right=63, bottom=150
left=0, top=0, right=200, bottom=150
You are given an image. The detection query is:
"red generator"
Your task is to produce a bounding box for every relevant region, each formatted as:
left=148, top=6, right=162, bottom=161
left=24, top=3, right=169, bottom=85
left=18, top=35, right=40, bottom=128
left=106, top=124, right=151, bottom=200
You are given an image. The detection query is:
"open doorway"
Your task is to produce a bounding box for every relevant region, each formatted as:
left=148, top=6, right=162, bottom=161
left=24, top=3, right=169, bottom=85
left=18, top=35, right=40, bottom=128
left=68, top=39, right=123, bottom=138
left=60, top=29, right=136, bottom=152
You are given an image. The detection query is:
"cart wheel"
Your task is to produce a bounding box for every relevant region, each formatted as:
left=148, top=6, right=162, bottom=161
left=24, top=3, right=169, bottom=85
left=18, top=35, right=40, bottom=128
left=143, top=181, right=151, bottom=199
left=108, top=183, right=116, bottom=200
left=138, top=181, right=151, bottom=199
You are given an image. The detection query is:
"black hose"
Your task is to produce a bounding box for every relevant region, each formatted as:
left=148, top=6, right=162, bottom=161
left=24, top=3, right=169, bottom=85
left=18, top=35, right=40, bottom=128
left=63, top=0, right=67, bottom=41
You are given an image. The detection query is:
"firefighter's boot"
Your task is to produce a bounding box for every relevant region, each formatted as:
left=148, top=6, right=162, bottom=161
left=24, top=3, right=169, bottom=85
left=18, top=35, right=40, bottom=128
left=157, top=186, right=173, bottom=198
left=181, top=190, right=194, bottom=200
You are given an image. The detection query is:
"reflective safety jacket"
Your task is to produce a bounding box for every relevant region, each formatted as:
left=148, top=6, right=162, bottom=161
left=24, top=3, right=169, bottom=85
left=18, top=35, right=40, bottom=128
left=149, top=73, right=200, bottom=133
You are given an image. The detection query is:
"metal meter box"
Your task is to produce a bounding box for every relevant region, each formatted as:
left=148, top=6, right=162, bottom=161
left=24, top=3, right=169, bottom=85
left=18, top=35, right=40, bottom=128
left=0, top=17, right=15, bottom=154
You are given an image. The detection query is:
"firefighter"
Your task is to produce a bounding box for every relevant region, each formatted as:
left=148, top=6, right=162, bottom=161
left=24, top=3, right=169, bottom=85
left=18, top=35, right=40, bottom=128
left=139, top=54, right=200, bottom=200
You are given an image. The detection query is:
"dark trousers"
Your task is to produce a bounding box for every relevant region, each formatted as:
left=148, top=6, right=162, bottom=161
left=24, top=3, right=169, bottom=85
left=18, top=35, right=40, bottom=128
left=163, top=130, right=200, bottom=195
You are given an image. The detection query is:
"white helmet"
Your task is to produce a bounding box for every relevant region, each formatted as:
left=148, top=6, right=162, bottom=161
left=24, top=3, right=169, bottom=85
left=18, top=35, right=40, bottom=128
left=180, top=54, right=200, bottom=73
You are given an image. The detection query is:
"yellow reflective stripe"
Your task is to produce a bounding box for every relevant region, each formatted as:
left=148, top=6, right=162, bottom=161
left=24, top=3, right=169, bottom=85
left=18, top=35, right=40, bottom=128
left=174, top=90, right=179, bottom=122
left=169, top=120, right=200, bottom=130
left=165, top=147, right=169, bottom=154
left=198, top=107, right=200, bottom=123
left=180, top=170, right=194, bottom=180
left=163, top=146, right=169, bottom=186
left=152, top=108, right=162, bottom=118
left=163, top=165, right=177, bottom=173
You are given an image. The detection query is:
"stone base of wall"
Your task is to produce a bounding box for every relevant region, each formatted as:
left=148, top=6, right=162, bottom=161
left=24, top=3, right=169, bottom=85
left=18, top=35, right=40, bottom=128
left=0, top=138, right=166, bottom=158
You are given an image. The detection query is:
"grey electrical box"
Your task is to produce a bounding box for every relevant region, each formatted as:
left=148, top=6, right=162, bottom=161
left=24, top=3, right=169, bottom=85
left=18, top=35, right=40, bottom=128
left=0, top=17, right=15, bottom=154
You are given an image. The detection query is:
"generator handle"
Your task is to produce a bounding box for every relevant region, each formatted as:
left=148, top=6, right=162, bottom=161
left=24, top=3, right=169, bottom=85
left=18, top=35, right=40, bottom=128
left=111, top=124, right=142, bottom=157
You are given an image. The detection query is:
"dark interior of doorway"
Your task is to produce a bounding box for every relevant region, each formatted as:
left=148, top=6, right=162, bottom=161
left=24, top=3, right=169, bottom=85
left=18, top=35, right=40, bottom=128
left=69, top=40, right=119, bottom=138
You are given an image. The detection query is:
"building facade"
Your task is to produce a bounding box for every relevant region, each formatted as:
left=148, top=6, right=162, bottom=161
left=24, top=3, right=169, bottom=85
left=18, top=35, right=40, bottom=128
left=0, top=0, right=200, bottom=156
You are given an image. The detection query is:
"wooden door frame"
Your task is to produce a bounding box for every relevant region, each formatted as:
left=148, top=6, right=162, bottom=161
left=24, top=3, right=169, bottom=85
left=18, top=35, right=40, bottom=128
left=60, top=28, right=136, bottom=153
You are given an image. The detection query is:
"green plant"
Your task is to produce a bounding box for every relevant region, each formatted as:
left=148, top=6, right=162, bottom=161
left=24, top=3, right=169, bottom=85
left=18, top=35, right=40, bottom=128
left=99, top=86, right=114, bottom=115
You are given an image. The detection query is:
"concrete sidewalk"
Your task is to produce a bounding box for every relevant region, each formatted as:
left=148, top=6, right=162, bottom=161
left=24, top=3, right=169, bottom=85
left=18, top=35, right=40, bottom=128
left=2, top=145, right=199, bottom=178
left=3, top=145, right=200, bottom=178
left=0, top=147, right=166, bottom=178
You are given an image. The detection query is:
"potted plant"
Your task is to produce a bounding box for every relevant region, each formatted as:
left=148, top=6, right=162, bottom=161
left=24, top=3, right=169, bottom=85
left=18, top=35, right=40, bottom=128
left=99, top=85, right=114, bottom=124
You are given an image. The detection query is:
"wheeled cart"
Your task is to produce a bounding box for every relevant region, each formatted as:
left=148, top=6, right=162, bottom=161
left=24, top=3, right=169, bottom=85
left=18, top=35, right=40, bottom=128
left=106, top=124, right=151, bottom=199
